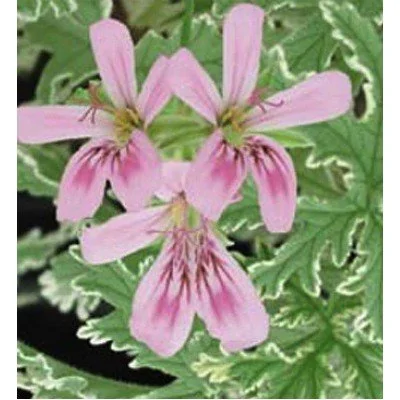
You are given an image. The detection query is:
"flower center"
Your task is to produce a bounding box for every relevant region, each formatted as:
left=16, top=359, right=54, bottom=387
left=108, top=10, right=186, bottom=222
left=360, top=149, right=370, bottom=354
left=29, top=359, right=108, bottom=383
left=77, top=83, right=143, bottom=148
left=219, top=107, right=246, bottom=147
left=170, top=196, right=188, bottom=228
left=219, top=107, right=245, bottom=131
left=217, top=89, right=286, bottom=148
left=168, top=195, right=201, bottom=233
left=113, top=107, right=142, bottom=147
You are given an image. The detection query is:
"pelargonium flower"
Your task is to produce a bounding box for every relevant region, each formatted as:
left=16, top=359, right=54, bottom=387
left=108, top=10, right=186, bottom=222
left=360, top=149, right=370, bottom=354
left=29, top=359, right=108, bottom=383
left=18, top=19, right=171, bottom=222
left=81, top=162, right=269, bottom=357
left=170, top=4, right=352, bottom=232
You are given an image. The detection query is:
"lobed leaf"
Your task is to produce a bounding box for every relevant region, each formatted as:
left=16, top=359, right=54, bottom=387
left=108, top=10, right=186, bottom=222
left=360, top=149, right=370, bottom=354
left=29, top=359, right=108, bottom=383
left=18, top=143, right=70, bottom=198
left=18, top=341, right=153, bottom=399
left=23, top=0, right=112, bottom=103
left=18, top=226, right=73, bottom=275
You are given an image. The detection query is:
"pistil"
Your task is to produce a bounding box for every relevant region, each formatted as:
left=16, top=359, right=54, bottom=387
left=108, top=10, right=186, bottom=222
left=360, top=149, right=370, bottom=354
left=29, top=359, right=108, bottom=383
left=219, top=107, right=246, bottom=147
left=113, top=107, right=142, bottom=147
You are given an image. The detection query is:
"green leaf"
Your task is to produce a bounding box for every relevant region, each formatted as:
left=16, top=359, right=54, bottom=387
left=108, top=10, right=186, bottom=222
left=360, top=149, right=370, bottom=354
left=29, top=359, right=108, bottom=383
left=272, top=0, right=381, bottom=76
left=212, top=0, right=270, bottom=16
left=77, top=310, right=134, bottom=351
left=18, top=226, right=73, bottom=275
left=213, top=0, right=381, bottom=77
left=135, top=15, right=221, bottom=86
left=18, top=143, right=70, bottom=197
left=23, top=0, right=112, bottom=103
left=192, top=267, right=380, bottom=398
left=213, top=0, right=382, bottom=19
left=320, top=0, right=382, bottom=337
left=18, top=341, right=153, bottom=399
left=18, top=0, right=79, bottom=22
left=79, top=312, right=213, bottom=396
left=337, top=215, right=383, bottom=339
left=68, top=0, right=112, bottom=25
left=334, top=336, right=383, bottom=398
left=37, top=235, right=155, bottom=322
left=265, top=129, right=311, bottom=148
left=249, top=0, right=382, bottom=338
left=291, top=148, right=346, bottom=200
left=219, top=179, right=262, bottom=234
left=193, top=342, right=338, bottom=398
left=280, top=11, right=336, bottom=74
left=182, top=15, right=223, bottom=84
left=39, top=251, right=100, bottom=320
left=262, top=350, right=337, bottom=398
left=18, top=0, right=43, bottom=22
left=148, top=105, right=211, bottom=156
left=52, top=243, right=155, bottom=335
left=119, top=0, right=184, bottom=33
left=144, top=379, right=206, bottom=399
left=68, top=246, right=137, bottom=314
left=250, top=196, right=361, bottom=297
left=300, top=117, right=382, bottom=195
left=350, top=0, right=382, bottom=18
left=47, top=0, right=78, bottom=17
left=18, top=20, right=42, bottom=76
left=134, top=30, right=175, bottom=86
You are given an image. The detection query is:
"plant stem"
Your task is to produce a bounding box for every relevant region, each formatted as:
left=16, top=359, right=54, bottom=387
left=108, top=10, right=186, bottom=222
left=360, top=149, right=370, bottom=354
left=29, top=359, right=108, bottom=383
left=181, top=0, right=195, bottom=46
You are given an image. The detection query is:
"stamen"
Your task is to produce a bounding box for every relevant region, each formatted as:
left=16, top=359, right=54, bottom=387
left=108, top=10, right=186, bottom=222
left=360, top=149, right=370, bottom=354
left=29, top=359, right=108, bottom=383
left=263, top=99, right=284, bottom=108
left=248, top=87, right=269, bottom=106
left=113, top=107, right=142, bottom=147
left=220, top=107, right=245, bottom=131
left=78, top=83, right=112, bottom=124
left=248, top=87, right=284, bottom=113
left=78, top=106, right=97, bottom=124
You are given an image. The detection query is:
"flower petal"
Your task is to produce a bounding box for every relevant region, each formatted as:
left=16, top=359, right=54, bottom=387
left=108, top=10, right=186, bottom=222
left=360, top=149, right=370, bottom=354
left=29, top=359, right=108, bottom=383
left=223, top=4, right=265, bottom=107
left=155, top=161, right=191, bottom=202
left=56, top=139, right=110, bottom=222
left=245, top=71, right=352, bottom=131
left=81, top=205, right=169, bottom=264
left=246, top=135, right=297, bottom=233
left=90, top=19, right=137, bottom=108
left=170, top=49, right=222, bottom=124
left=131, top=235, right=196, bottom=357
left=109, top=130, right=162, bottom=211
left=18, top=106, right=113, bottom=144
left=136, top=56, right=171, bottom=126
left=185, top=130, right=247, bottom=220
left=195, top=231, right=269, bottom=352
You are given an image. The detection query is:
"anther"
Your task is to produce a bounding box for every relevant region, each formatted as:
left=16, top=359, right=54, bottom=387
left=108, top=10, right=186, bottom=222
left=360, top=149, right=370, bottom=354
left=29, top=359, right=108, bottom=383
left=248, top=87, right=284, bottom=113
left=78, top=83, right=109, bottom=124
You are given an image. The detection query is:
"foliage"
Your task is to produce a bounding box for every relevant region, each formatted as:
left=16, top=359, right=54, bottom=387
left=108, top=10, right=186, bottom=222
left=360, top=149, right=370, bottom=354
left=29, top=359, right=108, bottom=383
left=19, top=0, right=113, bottom=103
left=17, top=341, right=153, bottom=398
left=17, top=0, right=383, bottom=398
left=250, top=0, right=383, bottom=341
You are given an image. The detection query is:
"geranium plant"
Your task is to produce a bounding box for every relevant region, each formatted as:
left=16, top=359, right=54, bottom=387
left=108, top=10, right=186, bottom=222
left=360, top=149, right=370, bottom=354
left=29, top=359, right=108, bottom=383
left=17, top=0, right=382, bottom=398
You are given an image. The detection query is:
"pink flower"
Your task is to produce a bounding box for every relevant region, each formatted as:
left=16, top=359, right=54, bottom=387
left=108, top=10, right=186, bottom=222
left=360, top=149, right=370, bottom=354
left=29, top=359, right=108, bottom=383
left=18, top=19, right=171, bottom=222
left=169, top=4, right=352, bottom=232
left=81, top=162, right=269, bottom=357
